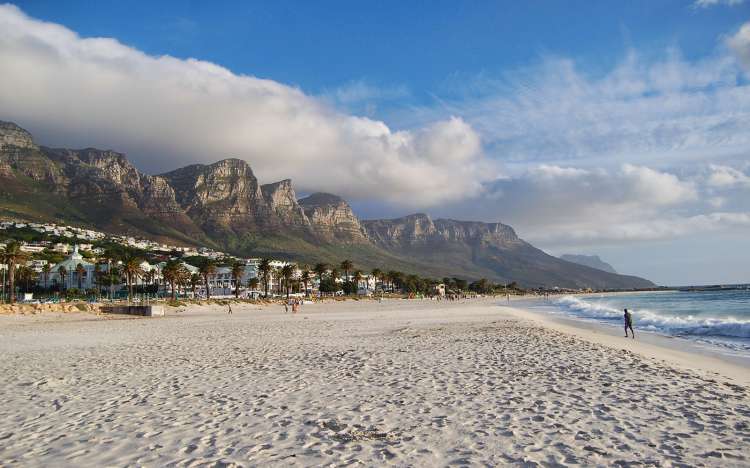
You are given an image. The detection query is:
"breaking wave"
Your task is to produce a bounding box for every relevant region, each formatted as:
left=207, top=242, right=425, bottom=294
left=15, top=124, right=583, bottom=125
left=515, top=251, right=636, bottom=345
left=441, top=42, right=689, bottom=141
left=554, top=295, right=750, bottom=340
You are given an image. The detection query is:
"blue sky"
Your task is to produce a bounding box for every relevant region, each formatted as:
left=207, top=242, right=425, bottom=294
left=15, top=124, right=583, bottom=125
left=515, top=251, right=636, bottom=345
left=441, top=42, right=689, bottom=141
left=2, top=1, right=750, bottom=285
left=14, top=1, right=748, bottom=102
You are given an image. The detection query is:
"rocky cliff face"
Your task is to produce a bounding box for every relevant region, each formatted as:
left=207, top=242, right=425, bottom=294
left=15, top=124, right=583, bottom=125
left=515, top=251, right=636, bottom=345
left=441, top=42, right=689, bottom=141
left=0, top=121, right=62, bottom=181
left=0, top=121, right=36, bottom=150
left=363, top=213, right=437, bottom=245
left=363, top=213, right=653, bottom=289
left=363, top=214, right=521, bottom=248
left=161, top=158, right=281, bottom=234
left=298, top=193, right=368, bottom=243
left=261, top=179, right=309, bottom=228
left=0, top=120, right=655, bottom=289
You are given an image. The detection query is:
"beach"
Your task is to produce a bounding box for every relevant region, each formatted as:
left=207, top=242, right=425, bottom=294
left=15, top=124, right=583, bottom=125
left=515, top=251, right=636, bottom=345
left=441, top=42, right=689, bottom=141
left=1, top=298, right=748, bottom=466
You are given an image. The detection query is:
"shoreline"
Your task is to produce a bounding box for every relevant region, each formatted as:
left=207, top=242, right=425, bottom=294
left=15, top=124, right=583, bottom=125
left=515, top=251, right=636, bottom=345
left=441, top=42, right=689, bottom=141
left=500, top=301, right=750, bottom=386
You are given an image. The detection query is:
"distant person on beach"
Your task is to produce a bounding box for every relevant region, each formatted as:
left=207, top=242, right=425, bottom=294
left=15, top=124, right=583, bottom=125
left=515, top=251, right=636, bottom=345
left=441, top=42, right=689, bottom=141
left=624, top=308, right=635, bottom=339
left=284, top=302, right=289, bottom=313
left=228, top=304, right=232, bottom=315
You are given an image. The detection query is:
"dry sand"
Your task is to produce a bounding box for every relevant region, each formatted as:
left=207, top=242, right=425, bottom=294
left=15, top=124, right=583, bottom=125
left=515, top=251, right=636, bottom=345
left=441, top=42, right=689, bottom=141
left=0, top=298, right=748, bottom=467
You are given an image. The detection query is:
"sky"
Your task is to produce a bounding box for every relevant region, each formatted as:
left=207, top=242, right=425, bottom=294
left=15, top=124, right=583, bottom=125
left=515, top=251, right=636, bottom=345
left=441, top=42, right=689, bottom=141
left=1, top=1, right=749, bottom=285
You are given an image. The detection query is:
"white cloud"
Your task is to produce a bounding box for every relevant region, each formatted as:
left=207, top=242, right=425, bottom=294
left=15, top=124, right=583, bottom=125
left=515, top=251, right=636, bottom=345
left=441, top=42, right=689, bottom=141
left=433, top=163, right=745, bottom=248
left=327, top=80, right=410, bottom=106
left=693, top=0, right=746, bottom=7
left=398, top=41, right=750, bottom=251
left=727, top=21, right=750, bottom=71
left=0, top=4, right=492, bottom=207
left=409, top=49, right=750, bottom=170
left=620, top=164, right=697, bottom=205
left=707, top=164, right=750, bottom=188
left=526, top=211, right=750, bottom=245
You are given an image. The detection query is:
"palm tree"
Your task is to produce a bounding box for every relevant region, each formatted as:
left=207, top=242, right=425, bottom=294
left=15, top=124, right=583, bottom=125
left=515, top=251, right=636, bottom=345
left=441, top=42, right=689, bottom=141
left=381, top=271, right=391, bottom=292
left=371, top=268, right=382, bottom=290
left=143, top=269, right=154, bottom=286
left=162, top=260, right=181, bottom=300
left=75, top=263, right=86, bottom=290
left=340, top=260, right=353, bottom=285
left=274, top=266, right=285, bottom=295
left=258, top=258, right=272, bottom=298
left=41, top=263, right=51, bottom=291
left=231, top=261, right=245, bottom=298
left=353, top=270, right=364, bottom=293
left=190, top=273, right=201, bottom=299
left=122, top=257, right=143, bottom=302
left=388, top=270, right=402, bottom=292
left=93, top=262, right=102, bottom=297
left=247, top=277, right=260, bottom=295
left=301, top=268, right=311, bottom=297
left=330, top=268, right=339, bottom=286
left=16, top=266, right=35, bottom=294
left=280, top=263, right=295, bottom=299
left=2, top=241, right=28, bottom=303
left=198, top=259, right=216, bottom=300
left=57, top=265, right=68, bottom=292
left=177, top=265, right=191, bottom=298
left=313, top=263, right=328, bottom=295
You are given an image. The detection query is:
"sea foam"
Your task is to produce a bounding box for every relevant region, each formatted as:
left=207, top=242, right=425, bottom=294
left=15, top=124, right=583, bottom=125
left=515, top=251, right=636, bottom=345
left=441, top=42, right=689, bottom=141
left=555, top=295, right=750, bottom=339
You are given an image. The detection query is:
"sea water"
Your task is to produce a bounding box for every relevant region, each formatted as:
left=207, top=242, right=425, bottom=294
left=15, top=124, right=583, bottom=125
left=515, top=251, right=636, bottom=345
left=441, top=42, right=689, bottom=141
left=525, top=289, right=750, bottom=356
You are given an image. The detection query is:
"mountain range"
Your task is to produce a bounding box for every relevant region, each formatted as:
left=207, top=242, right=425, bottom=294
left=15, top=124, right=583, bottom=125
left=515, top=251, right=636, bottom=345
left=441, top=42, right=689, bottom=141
left=0, top=120, right=654, bottom=289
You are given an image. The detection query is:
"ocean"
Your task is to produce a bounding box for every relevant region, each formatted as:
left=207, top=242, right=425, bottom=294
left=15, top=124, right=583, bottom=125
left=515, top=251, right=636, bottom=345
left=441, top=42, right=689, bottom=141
left=524, top=289, right=750, bottom=357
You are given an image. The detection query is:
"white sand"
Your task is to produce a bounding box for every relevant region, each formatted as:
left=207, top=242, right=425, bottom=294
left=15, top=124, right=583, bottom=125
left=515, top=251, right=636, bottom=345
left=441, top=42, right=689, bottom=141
left=1, top=298, right=748, bottom=466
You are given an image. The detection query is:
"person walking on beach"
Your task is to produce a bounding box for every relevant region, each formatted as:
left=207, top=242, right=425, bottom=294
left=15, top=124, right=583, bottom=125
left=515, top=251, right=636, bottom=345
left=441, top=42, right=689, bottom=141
left=228, top=303, right=233, bottom=315
left=624, top=308, right=635, bottom=339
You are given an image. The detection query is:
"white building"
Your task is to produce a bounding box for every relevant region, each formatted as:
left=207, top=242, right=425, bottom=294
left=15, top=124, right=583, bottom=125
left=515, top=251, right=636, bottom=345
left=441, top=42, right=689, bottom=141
left=52, top=243, right=71, bottom=254
left=20, top=243, right=46, bottom=253
left=42, top=245, right=98, bottom=290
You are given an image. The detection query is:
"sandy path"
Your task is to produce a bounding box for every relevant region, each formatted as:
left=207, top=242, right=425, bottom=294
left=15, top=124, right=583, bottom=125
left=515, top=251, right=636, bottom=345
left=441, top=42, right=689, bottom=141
left=0, top=299, right=748, bottom=466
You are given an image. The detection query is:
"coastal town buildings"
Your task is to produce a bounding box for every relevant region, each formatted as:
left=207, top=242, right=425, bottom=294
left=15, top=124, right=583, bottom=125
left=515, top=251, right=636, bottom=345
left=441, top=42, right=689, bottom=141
left=0, top=218, right=392, bottom=300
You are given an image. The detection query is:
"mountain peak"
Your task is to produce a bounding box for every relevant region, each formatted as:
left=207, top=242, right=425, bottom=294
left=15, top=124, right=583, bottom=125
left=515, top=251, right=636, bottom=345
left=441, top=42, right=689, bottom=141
left=0, top=120, right=37, bottom=150
left=297, top=192, right=367, bottom=243
left=211, top=157, right=250, bottom=168
left=298, top=192, right=346, bottom=207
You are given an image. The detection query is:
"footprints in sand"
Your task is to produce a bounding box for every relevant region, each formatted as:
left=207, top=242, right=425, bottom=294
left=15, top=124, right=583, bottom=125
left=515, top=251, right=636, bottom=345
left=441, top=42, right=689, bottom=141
left=0, top=304, right=748, bottom=466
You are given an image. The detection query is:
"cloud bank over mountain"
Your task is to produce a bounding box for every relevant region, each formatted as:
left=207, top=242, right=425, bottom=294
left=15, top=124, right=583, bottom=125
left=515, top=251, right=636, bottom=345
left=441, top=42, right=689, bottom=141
left=0, top=4, right=492, bottom=208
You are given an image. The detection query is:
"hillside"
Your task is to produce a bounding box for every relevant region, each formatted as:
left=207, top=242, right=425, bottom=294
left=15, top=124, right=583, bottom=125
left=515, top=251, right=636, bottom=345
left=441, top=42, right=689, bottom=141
left=0, top=120, right=655, bottom=288
left=559, top=254, right=618, bottom=274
